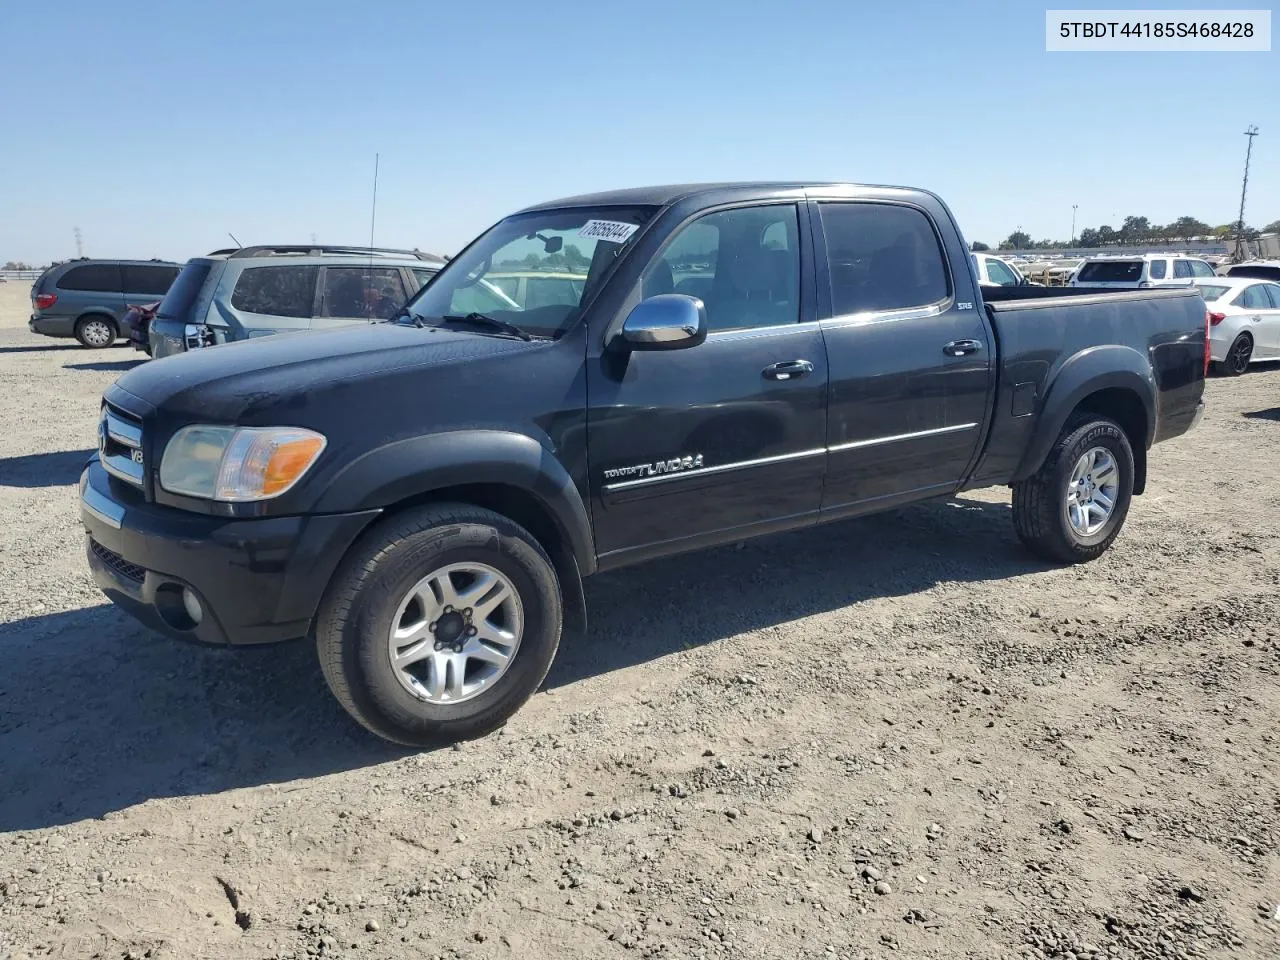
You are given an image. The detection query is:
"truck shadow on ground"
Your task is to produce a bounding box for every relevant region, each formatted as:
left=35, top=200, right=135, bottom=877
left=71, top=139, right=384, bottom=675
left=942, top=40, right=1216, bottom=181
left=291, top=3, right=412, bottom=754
left=0, top=449, right=97, bottom=487
left=1242, top=406, right=1280, bottom=423
left=63, top=358, right=146, bottom=372
left=0, top=496, right=1040, bottom=831
left=0, top=343, right=85, bottom=355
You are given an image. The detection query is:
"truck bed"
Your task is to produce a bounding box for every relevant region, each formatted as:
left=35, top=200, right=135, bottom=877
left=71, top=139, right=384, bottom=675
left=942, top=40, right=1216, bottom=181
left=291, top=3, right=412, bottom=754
left=968, top=286, right=1206, bottom=488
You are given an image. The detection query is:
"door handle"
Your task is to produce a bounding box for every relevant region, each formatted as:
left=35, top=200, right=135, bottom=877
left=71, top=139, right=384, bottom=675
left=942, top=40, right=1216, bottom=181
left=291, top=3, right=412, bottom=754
left=1251, top=316, right=1262, bottom=322
left=762, top=359, right=813, bottom=381
left=943, top=339, right=983, bottom=357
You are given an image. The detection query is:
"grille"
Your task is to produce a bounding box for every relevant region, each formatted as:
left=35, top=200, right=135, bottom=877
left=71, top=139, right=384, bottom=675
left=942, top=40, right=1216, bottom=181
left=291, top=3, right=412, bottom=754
left=99, top=404, right=146, bottom=490
left=89, top=538, right=146, bottom=583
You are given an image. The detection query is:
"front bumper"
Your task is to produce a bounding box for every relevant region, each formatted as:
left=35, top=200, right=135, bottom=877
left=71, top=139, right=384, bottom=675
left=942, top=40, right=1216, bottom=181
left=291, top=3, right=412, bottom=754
left=29, top=314, right=75, bottom=337
left=80, top=457, right=379, bottom=646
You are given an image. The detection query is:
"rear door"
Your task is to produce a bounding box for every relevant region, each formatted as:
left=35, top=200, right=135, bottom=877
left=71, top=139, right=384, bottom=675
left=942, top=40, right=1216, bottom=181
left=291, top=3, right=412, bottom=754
left=1235, top=283, right=1280, bottom=356
left=55, top=262, right=127, bottom=318
left=313, top=265, right=409, bottom=329
left=586, top=201, right=829, bottom=564
left=810, top=197, right=993, bottom=517
left=221, top=264, right=320, bottom=338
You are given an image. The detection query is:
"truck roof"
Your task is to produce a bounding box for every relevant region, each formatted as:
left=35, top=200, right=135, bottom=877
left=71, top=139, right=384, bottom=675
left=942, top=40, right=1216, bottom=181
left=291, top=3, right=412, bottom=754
left=518, top=181, right=860, bottom=212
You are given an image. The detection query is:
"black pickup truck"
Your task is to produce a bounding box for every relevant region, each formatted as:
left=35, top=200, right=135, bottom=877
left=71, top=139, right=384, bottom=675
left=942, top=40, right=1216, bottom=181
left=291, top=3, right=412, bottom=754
left=81, top=182, right=1206, bottom=745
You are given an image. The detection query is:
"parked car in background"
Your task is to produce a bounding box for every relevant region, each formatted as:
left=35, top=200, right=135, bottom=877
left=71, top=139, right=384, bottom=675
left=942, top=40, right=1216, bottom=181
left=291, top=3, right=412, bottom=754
left=971, top=252, right=1040, bottom=288
left=1195, top=276, right=1280, bottom=375
left=1223, top=260, right=1280, bottom=283
left=28, top=259, right=180, bottom=347
left=1069, top=254, right=1216, bottom=289
left=149, top=246, right=446, bottom=358
left=487, top=270, right=588, bottom=309
left=82, top=180, right=1205, bottom=746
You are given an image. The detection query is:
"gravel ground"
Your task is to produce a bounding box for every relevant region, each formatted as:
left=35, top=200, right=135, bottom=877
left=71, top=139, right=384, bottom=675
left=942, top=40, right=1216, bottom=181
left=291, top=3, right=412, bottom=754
left=0, top=282, right=1277, bottom=960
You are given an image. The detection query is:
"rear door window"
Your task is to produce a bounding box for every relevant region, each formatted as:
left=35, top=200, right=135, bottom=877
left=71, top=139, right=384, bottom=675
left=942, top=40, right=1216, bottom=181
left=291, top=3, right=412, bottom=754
left=1077, top=261, right=1142, bottom=283
left=319, top=266, right=407, bottom=319
left=1148, top=259, right=1167, bottom=280
left=1235, top=285, right=1270, bottom=309
left=56, top=263, right=123, bottom=292
left=1173, top=260, right=1194, bottom=279
left=230, top=266, right=320, bottom=318
left=122, top=264, right=179, bottom=296
left=819, top=202, right=949, bottom=314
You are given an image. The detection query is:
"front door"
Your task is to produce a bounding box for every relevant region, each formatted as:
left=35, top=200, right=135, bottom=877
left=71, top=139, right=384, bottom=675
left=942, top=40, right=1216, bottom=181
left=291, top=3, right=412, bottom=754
left=809, top=198, right=993, bottom=517
left=586, top=202, right=828, bottom=566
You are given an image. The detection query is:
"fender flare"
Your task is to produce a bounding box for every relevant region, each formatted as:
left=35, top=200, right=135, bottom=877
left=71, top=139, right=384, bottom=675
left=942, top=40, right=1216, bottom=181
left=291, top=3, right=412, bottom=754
left=1012, top=345, right=1156, bottom=482
left=312, top=429, right=596, bottom=576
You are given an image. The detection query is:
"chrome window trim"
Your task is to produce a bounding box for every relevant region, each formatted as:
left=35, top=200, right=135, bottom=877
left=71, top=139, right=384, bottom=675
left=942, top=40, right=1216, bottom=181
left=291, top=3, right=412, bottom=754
left=603, top=447, right=825, bottom=493
left=828, top=422, right=978, bottom=453
left=706, top=319, right=822, bottom=342
left=821, top=299, right=949, bottom=330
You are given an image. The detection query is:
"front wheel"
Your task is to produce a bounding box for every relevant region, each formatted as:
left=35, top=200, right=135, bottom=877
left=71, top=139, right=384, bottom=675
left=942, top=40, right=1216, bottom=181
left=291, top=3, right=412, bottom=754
left=316, top=504, right=562, bottom=747
left=1012, top=417, right=1134, bottom=564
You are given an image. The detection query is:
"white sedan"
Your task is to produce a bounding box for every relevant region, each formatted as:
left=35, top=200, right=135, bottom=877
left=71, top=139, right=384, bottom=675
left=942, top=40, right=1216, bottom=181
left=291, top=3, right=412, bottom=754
left=1194, top=276, right=1280, bottom=376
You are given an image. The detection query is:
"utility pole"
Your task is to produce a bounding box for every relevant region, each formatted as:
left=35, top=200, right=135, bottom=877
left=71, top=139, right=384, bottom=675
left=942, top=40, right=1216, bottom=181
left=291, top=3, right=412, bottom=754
left=1071, top=204, right=1078, bottom=246
left=1234, top=126, right=1259, bottom=261
left=73, top=226, right=83, bottom=258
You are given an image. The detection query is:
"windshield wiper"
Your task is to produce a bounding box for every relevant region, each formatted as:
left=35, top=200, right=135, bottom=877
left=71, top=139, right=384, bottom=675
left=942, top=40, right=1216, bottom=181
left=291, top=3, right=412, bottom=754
left=441, top=312, right=534, bottom=341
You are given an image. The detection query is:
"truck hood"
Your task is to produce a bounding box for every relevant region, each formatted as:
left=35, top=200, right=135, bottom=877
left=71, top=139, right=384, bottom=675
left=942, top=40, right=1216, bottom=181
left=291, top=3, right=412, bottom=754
left=108, top=322, right=544, bottom=423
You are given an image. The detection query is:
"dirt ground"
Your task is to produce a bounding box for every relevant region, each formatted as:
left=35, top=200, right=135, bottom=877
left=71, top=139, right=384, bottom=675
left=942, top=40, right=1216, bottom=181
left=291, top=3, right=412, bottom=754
left=0, top=280, right=1276, bottom=960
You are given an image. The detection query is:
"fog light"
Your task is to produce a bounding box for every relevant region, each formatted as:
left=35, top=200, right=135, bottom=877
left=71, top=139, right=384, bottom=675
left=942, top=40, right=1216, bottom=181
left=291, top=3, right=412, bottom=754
left=182, top=588, right=204, bottom=625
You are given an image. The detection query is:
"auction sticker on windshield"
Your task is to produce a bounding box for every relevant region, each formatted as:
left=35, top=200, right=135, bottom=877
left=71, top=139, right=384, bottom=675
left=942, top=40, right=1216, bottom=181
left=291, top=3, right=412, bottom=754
left=579, top=220, right=639, bottom=243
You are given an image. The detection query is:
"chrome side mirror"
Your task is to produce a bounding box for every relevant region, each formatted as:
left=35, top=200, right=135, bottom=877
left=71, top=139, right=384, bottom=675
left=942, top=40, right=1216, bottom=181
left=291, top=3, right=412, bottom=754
left=618, top=294, right=707, bottom=351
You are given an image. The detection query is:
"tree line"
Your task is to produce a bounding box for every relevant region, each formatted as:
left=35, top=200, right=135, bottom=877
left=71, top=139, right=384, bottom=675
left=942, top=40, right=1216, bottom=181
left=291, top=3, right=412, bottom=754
left=970, top=216, right=1280, bottom=252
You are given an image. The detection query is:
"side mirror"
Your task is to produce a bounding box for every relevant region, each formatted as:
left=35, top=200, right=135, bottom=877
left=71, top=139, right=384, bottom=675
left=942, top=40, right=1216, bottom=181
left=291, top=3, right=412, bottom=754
left=618, top=294, right=707, bottom=351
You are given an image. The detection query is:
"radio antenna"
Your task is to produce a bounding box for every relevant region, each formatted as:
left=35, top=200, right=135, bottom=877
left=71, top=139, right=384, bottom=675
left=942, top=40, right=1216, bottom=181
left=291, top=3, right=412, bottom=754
left=227, top=232, right=242, bottom=249
left=367, top=153, right=380, bottom=318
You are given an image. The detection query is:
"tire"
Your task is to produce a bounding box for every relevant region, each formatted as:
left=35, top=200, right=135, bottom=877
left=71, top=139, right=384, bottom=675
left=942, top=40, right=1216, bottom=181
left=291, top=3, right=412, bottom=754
left=316, top=503, right=563, bottom=747
left=1012, top=417, right=1134, bottom=564
left=1219, top=334, right=1252, bottom=376
left=74, top=315, right=117, bottom=349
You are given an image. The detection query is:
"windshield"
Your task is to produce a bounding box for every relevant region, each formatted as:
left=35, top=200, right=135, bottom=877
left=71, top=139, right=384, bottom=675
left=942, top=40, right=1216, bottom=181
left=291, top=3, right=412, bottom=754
left=402, top=205, right=658, bottom=338
left=1195, top=284, right=1229, bottom=302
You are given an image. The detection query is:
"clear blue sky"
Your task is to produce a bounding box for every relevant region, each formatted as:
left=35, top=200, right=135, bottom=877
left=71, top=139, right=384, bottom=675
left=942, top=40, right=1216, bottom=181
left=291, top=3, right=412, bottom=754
left=0, top=0, right=1274, bottom=264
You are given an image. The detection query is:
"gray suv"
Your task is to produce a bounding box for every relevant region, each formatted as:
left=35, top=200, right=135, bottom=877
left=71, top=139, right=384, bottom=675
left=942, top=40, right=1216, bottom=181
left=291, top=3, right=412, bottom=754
left=29, top=259, right=181, bottom=348
left=149, top=246, right=446, bottom=358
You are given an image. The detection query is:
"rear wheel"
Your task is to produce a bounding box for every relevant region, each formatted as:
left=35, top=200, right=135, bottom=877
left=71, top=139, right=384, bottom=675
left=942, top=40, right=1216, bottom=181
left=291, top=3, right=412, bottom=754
left=1218, top=333, right=1252, bottom=376
left=74, top=315, right=116, bottom=348
left=316, top=503, right=562, bottom=747
left=1012, top=417, right=1134, bottom=564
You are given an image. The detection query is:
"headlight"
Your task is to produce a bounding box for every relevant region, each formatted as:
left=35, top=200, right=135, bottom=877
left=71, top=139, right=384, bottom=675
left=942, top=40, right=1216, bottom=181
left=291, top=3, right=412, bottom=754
left=159, top=425, right=326, bottom=501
